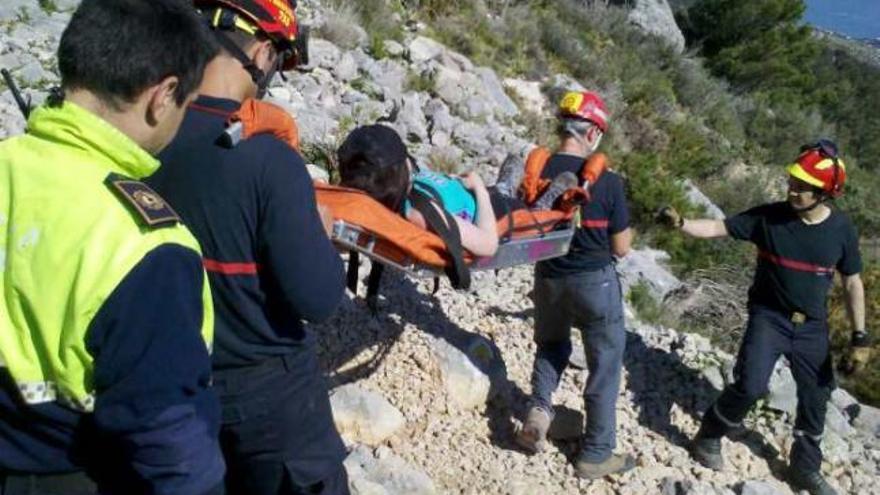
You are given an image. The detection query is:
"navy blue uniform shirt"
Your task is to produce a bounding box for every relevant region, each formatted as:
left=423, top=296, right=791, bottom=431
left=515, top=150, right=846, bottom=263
left=725, top=202, right=861, bottom=320
left=147, top=96, right=345, bottom=370
left=537, top=153, right=630, bottom=277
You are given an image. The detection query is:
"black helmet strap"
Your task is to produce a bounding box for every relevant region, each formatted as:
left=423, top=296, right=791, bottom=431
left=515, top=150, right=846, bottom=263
left=207, top=7, right=281, bottom=99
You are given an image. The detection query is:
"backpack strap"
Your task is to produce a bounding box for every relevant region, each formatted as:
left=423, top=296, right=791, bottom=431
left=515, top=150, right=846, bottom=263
left=520, top=147, right=552, bottom=205
left=579, top=152, right=608, bottom=187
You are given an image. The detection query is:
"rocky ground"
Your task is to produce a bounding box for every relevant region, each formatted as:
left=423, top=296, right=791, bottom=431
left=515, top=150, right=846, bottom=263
left=2, top=1, right=879, bottom=494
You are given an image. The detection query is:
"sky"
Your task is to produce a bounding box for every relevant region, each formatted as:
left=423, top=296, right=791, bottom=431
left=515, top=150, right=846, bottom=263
left=804, top=0, right=880, bottom=39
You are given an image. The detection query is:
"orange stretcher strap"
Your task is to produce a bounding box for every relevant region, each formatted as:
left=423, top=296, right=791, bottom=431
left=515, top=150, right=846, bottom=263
left=229, top=99, right=300, bottom=151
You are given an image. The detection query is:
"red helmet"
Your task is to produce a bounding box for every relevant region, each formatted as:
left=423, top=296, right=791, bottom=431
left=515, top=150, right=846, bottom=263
left=558, top=91, right=609, bottom=132
left=197, top=0, right=305, bottom=70
left=786, top=140, right=846, bottom=197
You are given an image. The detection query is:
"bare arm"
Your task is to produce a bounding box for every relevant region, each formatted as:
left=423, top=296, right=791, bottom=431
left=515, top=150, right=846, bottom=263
left=610, top=227, right=632, bottom=258
left=842, top=273, right=866, bottom=333
left=462, top=180, right=499, bottom=256
left=681, top=219, right=729, bottom=239
left=405, top=173, right=499, bottom=257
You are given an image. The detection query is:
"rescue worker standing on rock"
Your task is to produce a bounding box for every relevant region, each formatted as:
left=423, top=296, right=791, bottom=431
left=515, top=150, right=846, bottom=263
left=512, top=91, right=635, bottom=479
left=144, top=1, right=349, bottom=494
left=0, top=0, right=223, bottom=494
left=658, top=140, right=867, bottom=495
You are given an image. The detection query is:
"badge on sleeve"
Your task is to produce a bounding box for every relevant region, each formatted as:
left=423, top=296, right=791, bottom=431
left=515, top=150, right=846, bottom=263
left=105, top=173, right=180, bottom=228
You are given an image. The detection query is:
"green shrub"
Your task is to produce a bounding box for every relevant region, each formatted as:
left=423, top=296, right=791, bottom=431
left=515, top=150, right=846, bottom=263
left=828, top=261, right=880, bottom=406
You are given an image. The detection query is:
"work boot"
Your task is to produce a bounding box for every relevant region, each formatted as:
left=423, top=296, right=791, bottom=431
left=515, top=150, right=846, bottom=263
left=514, top=406, right=552, bottom=454
left=493, top=153, right=526, bottom=198
left=574, top=453, right=635, bottom=480
left=787, top=468, right=838, bottom=495
left=689, top=434, right=724, bottom=471
left=533, top=172, right=578, bottom=210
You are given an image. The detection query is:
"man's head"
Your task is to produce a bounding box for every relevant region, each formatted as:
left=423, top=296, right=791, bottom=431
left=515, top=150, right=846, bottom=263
left=786, top=139, right=846, bottom=211
left=557, top=91, right=608, bottom=156
left=58, top=0, right=217, bottom=153
left=195, top=0, right=307, bottom=99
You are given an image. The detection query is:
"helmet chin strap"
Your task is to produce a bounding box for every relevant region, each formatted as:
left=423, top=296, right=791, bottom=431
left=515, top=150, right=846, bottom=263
left=790, top=193, right=829, bottom=214
left=214, top=31, right=279, bottom=99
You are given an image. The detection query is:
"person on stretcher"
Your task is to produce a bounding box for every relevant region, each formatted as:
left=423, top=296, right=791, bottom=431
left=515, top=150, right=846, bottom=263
left=336, top=125, right=578, bottom=258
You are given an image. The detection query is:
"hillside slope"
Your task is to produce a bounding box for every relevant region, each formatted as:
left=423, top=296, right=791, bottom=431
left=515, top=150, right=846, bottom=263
left=1, top=1, right=879, bottom=494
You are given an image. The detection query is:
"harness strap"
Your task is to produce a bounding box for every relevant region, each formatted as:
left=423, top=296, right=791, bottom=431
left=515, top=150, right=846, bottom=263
left=408, top=189, right=471, bottom=290
left=347, top=251, right=360, bottom=293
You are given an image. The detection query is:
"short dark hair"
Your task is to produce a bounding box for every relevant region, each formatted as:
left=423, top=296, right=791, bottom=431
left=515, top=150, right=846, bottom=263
left=337, top=125, right=411, bottom=210
left=58, top=0, right=218, bottom=108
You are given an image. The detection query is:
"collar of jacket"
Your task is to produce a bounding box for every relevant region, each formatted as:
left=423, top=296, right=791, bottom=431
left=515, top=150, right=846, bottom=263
left=25, top=100, right=160, bottom=179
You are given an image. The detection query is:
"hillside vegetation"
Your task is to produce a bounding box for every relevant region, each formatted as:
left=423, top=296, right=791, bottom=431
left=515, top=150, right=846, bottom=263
left=330, top=0, right=880, bottom=404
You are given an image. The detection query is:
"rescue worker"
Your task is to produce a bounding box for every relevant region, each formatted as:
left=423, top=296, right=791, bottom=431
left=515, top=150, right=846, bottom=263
left=658, top=140, right=867, bottom=495
left=512, top=91, right=635, bottom=479
left=144, top=1, right=348, bottom=494
left=0, top=1, right=223, bottom=494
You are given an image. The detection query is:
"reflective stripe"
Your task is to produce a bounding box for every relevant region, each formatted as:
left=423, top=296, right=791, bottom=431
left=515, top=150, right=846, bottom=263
left=793, top=429, right=823, bottom=442
left=189, top=103, right=232, bottom=118
left=713, top=403, right=742, bottom=428
left=757, top=250, right=835, bottom=275
left=581, top=219, right=610, bottom=229
left=203, top=259, right=260, bottom=275
left=16, top=380, right=95, bottom=412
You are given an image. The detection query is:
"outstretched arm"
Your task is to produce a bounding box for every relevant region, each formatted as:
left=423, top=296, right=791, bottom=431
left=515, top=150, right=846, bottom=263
left=658, top=206, right=729, bottom=239
left=681, top=219, right=729, bottom=239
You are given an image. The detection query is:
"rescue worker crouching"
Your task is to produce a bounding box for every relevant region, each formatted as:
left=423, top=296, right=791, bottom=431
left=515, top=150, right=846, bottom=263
left=658, top=140, right=867, bottom=495
left=144, top=1, right=349, bottom=494
left=0, top=1, right=223, bottom=494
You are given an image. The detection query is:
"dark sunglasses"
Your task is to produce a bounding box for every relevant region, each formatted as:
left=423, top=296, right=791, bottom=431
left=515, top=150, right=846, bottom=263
left=800, top=139, right=839, bottom=160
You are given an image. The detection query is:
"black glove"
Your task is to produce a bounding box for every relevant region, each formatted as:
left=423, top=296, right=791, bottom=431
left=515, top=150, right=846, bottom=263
left=656, top=206, right=683, bottom=229
left=840, top=330, right=872, bottom=376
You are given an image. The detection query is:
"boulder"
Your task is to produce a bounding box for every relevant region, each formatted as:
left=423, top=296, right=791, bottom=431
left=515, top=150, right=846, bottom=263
left=739, top=480, right=784, bottom=495
left=333, top=51, right=359, bottom=82
left=382, top=40, right=405, bottom=58
left=766, top=363, right=797, bottom=416
left=309, top=38, right=343, bottom=70
left=616, top=248, right=681, bottom=300
left=503, top=78, right=545, bottom=115
left=475, top=67, right=519, bottom=118
left=627, top=0, right=686, bottom=54
left=853, top=404, right=880, bottom=439
left=345, top=445, right=436, bottom=495
left=407, top=36, right=445, bottom=64
left=330, top=384, right=406, bottom=446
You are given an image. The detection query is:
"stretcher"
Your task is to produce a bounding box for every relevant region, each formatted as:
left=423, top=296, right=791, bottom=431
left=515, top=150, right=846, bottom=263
left=315, top=184, right=576, bottom=281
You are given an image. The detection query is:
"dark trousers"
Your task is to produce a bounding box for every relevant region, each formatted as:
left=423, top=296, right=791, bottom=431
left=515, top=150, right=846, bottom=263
left=529, top=265, right=626, bottom=463
left=213, top=351, right=349, bottom=495
left=0, top=472, right=95, bottom=495
left=699, top=304, right=834, bottom=473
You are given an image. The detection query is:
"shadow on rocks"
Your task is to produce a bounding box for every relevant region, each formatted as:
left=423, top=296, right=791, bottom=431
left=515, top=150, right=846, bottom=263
left=312, top=266, right=532, bottom=452
left=624, top=332, right=788, bottom=479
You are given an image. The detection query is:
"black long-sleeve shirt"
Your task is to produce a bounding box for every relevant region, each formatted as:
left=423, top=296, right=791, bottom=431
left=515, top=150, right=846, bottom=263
left=147, top=96, right=345, bottom=369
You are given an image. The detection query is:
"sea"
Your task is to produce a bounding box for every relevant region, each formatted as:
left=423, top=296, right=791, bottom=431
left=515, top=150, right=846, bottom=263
left=804, top=0, right=880, bottom=40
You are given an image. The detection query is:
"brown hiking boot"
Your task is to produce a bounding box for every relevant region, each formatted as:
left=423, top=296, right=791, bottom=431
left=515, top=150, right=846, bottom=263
left=574, top=453, right=636, bottom=479
left=514, top=406, right=552, bottom=453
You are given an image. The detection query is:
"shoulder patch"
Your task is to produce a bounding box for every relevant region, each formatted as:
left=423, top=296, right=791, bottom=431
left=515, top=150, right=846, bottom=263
left=105, top=173, right=180, bottom=228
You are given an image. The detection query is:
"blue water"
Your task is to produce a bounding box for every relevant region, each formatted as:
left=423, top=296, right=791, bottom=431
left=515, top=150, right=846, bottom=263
left=805, top=0, right=880, bottom=39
